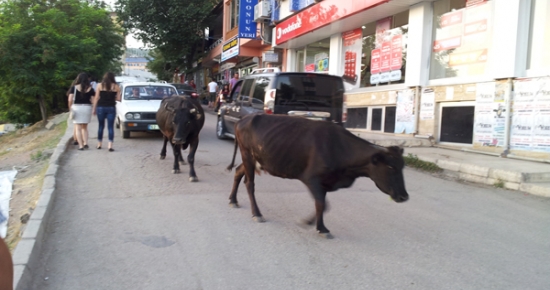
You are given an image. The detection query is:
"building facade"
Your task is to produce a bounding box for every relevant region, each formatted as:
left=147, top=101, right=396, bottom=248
left=199, top=0, right=550, bottom=161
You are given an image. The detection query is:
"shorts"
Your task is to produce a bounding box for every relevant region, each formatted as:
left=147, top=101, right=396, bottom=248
left=209, top=92, right=217, bottom=102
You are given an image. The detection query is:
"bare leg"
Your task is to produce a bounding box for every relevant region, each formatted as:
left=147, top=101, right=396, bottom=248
left=81, top=124, right=89, bottom=146
left=75, top=124, right=84, bottom=149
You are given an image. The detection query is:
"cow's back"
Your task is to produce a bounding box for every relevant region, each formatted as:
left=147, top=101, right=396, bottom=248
left=236, top=114, right=360, bottom=179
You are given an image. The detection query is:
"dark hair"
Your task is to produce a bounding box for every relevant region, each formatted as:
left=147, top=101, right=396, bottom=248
left=101, top=72, right=116, bottom=91
left=75, top=72, right=90, bottom=93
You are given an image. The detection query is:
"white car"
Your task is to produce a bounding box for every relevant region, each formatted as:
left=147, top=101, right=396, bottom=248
left=116, top=82, right=178, bottom=138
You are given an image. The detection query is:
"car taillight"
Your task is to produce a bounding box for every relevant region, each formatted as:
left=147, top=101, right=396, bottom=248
left=264, top=89, right=276, bottom=114
left=191, top=92, right=198, bottom=98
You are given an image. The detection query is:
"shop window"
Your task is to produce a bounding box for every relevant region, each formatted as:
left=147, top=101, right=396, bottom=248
left=359, top=10, right=408, bottom=88
left=371, top=108, right=383, bottom=131
left=345, top=108, right=368, bottom=129
left=295, top=38, right=330, bottom=73
left=527, top=0, right=550, bottom=73
left=429, top=0, right=494, bottom=80
left=384, top=106, right=396, bottom=133
left=440, top=105, right=474, bottom=144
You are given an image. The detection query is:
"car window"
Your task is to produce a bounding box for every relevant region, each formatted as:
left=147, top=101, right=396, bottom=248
left=274, top=75, right=344, bottom=108
left=238, top=79, right=254, bottom=103
left=123, top=86, right=177, bottom=100
left=250, top=77, right=270, bottom=110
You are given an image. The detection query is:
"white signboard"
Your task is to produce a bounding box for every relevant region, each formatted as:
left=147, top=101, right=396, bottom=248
left=420, top=88, right=435, bottom=120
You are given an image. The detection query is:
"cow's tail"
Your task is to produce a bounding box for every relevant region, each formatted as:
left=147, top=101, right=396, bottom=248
left=226, top=138, right=239, bottom=172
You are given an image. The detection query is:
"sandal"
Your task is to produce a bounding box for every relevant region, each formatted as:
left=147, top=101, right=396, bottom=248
left=108, top=148, right=114, bottom=152
left=78, top=147, right=84, bottom=151
left=83, top=144, right=89, bottom=149
left=97, top=145, right=102, bottom=149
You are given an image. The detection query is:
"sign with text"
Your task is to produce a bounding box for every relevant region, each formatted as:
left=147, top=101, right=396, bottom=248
left=221, top=37, right=240, bottom=62
left=239, top=0, right=258, bottom=39
left=275, top=0, right=388, bottom=45
left=341, top=28, right=362, bottom=89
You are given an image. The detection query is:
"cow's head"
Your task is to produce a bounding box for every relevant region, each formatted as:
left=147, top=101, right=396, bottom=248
left=367, top=146, right=409, bottom=203
left=165, top=97, right=202, bottom=147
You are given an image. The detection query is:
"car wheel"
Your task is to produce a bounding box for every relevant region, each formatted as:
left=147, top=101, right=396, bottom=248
left=121, top=123, right=130, bottom=139
left=216, top=116, right=227, bottom=139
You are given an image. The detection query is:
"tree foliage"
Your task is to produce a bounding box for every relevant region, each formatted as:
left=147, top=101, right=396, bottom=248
left=115, top=0, right=218, bottom=76
left=0, top=0, right=125, bottom=124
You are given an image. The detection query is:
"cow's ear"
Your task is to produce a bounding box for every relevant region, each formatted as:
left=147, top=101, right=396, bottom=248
left=165, top=104, right=175, bottom=112
left=388, top=146, right=404, bottom=155
left=372, top=153, right=385, bottom=165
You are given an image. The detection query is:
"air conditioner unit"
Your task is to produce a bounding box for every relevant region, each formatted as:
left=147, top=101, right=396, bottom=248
left=254, top=0, right=271, bottom=22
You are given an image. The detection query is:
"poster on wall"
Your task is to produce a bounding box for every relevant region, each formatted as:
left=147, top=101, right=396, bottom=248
left=341, top=28, right=362, bottom=90
left=473, top=82, right=505, bottom=146
left=313, top=52, right=329, bottom=73
left=370, top=17, right=406, bottom=85
left=532, top=78, right=550, bottom=152
left=511, top=79, right=536, bottom=150
left=395, top=89, right=415, bottom=134
left=420, top=88, right=435, bottom=120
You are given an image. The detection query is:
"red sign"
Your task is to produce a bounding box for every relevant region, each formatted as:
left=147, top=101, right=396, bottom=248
left=342, top=28, right=362, bottom=46
left=439, top=10, right=463, bottom=27
left=275, top=0, right=388, bottom=45
left=433, top=36, right=461, bottom=52
left=305, top=63, right=315, bottom=72
left=380, top=42, right=391, bottom=72
left=464, top=19, right=487, bottom=36
left=390, top=35, right=402, bottom=71
left=370, top=48, right=381, bottom=74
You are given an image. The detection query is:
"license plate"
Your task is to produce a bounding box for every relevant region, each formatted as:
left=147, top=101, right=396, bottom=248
left=148, top=124, right=159, bottom=130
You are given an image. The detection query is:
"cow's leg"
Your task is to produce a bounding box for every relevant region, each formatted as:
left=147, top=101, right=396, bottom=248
left=171, top=143, right=181, bottom=174
left=302, top=200, right=330, bottom=226
left=160, top=135, right=169, bottom=160
left=304, top=179, right=332, bottom=238
left=242, top=153, right=264, bottom=222
left=228, top=164, right=245, bottom=208
left=179, top=146, right=186, bottom=165
left=187, top=137, right=199, bottom=182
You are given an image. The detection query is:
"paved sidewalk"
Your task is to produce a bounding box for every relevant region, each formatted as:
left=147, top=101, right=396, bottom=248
left=205, top=106, right=550, bottom=197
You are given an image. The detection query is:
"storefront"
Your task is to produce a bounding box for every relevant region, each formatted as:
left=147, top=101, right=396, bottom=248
left=272, top=0, right=550, bottom=160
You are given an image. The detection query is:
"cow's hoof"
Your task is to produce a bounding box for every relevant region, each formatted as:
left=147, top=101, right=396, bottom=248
left=160, top=155, right=166, bottom=160
left=229, top=202, right=240, bottom=208
left=189, top=176, right=198, bottom=182
left=172, top=169, right=180, bottom=174
left=318, top=232, right=334, bottom=239
left=252, top=216, right=266, bottom=223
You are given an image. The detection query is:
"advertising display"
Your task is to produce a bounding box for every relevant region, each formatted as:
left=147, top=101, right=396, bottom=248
left=430, top=2, right=492, bottom=79
left=238, top=0, right=258, bottom=39
left=314, top=52, right=329, bottom=73
left=370, top=17, right=406, bottom=85
left=341, top=28, right=362, bottom=90
left=473, top=82, right=506, bottom=147
left=221, top=37, right=239, bottom=62
left=511, top=78, right=550, bottom=152
left=395, top=89, right=415, bottom=134
left=420, top=88, right=435, bottom=120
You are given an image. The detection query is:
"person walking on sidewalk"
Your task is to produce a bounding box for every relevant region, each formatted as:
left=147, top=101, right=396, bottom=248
left=229, top=72, right=239, bottom=91
left=93, top=72, right=121, bottom=152
left=207, top=78, right=218, bottom=108
left=69, top=72, right=95, bottom=150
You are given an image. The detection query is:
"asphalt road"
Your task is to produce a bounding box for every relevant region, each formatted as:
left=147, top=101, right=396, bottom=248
left=31, top=113, right=550, bottom=290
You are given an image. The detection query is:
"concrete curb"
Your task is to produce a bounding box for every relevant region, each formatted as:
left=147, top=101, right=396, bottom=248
left=12, top=117, right=73, bottom=290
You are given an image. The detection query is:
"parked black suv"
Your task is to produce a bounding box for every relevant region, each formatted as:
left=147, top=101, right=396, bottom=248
left=216, top=69, right=345, bottom=139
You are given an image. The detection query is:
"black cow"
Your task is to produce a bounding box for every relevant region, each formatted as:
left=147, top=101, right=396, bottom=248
left=156, top=96, right=205, bottom=181
left=227, top=114, right=409, bottom=238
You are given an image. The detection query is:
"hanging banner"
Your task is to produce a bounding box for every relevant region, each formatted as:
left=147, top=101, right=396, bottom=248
left=473, top=82, right=505, bottom=146
left=370, top=20, right=406, bottom=85
left=394, top=89, right=415, bottom=134
left=511, top=79, right=536, bottom=150
left=341, top=28, right=362, bottom=90
left=238, top=0, right=258, bottom=39
left=532, top=78, right=550, bottom=152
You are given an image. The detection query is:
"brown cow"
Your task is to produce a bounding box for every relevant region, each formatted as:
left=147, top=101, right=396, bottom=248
left=156, top=96, right=205, bottom=181
left=227, top=114, right=409, bottom=238
left=0, top=237, right=13, bottom=290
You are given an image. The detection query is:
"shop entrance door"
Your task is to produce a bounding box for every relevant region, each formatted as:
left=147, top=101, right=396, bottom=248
left=439, top=102, right=474, bottom=144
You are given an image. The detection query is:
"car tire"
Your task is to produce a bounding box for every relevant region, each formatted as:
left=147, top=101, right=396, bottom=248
left=216, top=116, right=227, bottom=139
left=121, top=123, right=130, bottom=139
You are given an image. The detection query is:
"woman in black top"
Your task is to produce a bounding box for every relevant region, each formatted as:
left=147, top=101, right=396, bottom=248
left=69, top=72, right=95, bottom=150
left=92, top=72, right=121, bottom=151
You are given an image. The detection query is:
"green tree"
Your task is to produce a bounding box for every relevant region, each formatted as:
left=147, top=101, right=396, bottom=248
left=0, top=0, right=125, bottom=125
left=115, top=0, right=217, bottom=77
left=146, top=49, right=172, bottom=82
